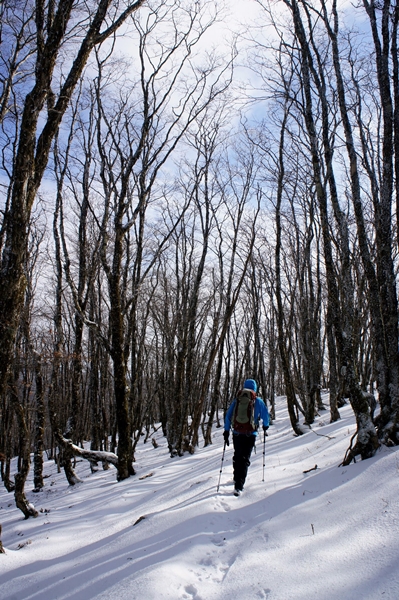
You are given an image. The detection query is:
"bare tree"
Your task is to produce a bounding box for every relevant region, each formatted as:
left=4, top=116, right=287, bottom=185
left=0, top=0, right=145, bottom=395
left=314, top=0, right=399, bottom=452
left=273, top=99, right=305, bottom=435
left=260, top=0, right=378, bottom=458
left=189, top=142, right=261, bottom=449
left=0, top=2, right=145, bottom=535
left=55, top=0, right=233, bottom=477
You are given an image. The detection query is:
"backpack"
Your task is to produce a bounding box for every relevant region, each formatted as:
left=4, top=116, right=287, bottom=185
left=233, top=389, right=257, bottom=434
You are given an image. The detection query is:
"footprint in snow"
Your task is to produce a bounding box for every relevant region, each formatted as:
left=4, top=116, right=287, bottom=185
left=256, top=588, right=271, bottom=598
left=234, top=517, right=245, bottom=528
left=211, top=534, right=226, bottom=546
left=182, top=583, right=203, bottom=600
left=214, top=499, right=230, bottom=512
left=199, top=554, right=213, bottom=567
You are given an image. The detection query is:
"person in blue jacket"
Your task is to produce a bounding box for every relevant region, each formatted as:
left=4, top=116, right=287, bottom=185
left=224, top=378, right=269, bottom=496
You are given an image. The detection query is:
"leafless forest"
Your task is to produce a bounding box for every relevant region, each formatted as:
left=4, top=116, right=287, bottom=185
left=1, top=0, right=399, bottom=549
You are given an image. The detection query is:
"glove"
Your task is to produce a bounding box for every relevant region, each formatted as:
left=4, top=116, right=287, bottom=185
left=223, top=430, right=230, bottom=446
left=263, top=425, right=269, bottom=435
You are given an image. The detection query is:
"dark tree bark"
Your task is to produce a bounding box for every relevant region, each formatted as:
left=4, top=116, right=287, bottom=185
left=49, top=161, right=82, bottom=486
left=392, top=2, right=399, bottom=251
left=274, top=102, right=304, bottom=436
left=0, top=521, right=4, bottom=554
left=32, top=350, right=45, bottom=492
left=360, top=0, right=399, bottom=441
left=10, top=383, right=38, bottom=519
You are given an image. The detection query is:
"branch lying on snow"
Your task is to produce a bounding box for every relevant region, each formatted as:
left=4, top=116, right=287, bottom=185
left=60, top=435, right=119, bottom=467
left=340, top=429, right=358, bottom=466
left=310, top=428, right=335, bottom=440
left=303, top=464, right=318, bottom=473
left=139, top=472, right=154, bottom=480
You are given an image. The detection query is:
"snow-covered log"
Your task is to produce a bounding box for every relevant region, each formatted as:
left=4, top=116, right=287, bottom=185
left=60, top=436, right=119, bottom=468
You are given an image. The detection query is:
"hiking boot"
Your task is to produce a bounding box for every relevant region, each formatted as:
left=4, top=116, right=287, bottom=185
left=234, top=488, right=242, bottom=497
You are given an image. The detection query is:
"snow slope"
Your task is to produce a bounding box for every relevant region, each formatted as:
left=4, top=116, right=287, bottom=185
left=1, top=397, right=399, bottom=600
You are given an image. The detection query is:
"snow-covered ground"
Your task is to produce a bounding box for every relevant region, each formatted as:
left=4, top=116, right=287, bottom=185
left=1, top=397, right=399, bottom=600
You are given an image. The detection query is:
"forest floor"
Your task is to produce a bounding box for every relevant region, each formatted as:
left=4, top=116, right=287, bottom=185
left=1, top=395, right=399, bottom=600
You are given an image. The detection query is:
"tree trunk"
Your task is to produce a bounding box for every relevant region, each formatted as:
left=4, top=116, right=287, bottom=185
left=0, top=0, right=145, bottom=411
left=285, top=0, right=378, bottom=456
left=274, top=99, right=303, bottom=436
left=32, top=351, right=45, bottom=492
left=319, top=0, right=397, bottom=444
left=10, top=387, right=38, bottom=519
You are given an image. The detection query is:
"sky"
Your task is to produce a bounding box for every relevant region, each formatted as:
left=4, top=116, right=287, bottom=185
left=1, top=396, right=399, bottom=600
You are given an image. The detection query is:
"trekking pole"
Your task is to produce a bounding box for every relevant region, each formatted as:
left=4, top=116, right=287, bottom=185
left=262, top=430, right=266, bottom=482
left=216, top=441, right=227, bottom=492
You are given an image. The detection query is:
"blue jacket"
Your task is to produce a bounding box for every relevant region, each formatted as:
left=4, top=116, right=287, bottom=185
left=224, top=393, right=270, bottom=436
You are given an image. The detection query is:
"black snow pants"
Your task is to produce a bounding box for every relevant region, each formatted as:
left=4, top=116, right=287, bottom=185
left=232, top=433, right=256, bottom=491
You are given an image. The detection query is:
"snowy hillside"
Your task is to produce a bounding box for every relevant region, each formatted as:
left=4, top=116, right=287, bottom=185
left=1, top=397, right=399, bottom=600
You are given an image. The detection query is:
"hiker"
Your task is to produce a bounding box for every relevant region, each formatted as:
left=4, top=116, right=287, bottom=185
left=224, top=378, right=269, bottom=496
